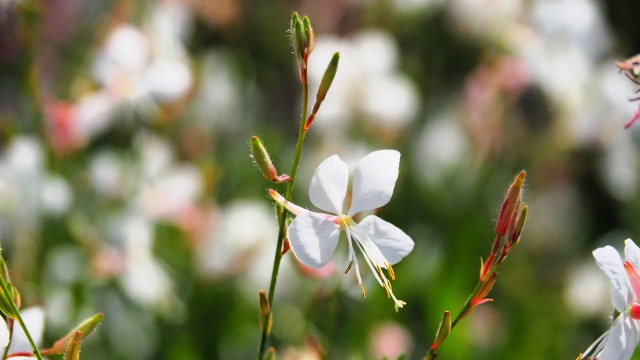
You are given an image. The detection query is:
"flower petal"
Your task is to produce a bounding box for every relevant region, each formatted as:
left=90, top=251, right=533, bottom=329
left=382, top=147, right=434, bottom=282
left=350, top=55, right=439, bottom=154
left=358, top=215, right=414, bottom=265
left=0, top=315, right=8, bottom=348
left=288, top=212, right=341, bottom=268
left=594, top=246, right=633, bottom=312
left=348, top=150, right=400, bottom=216
left=598, top=314, right=638, bottom=360
left=309, top=155, right=349, bottom=214
left=625, top=239, right=640, bottom=271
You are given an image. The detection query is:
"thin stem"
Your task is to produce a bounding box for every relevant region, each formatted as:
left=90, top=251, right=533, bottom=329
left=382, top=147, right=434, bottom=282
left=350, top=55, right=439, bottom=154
left=258, top=69, right=309, bottom=360
left=423, top=235, right=504, bottom=360
left=0, top=278, right=43, bottom=360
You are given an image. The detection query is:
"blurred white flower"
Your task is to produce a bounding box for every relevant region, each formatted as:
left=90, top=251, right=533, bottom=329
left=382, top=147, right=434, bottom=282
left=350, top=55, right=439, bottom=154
left=414, top=111, right=470, bottom=186
left=2, top=307, right=45, bottom=355
left=92, top=24, right=191, bottom=104
left=564, top=260, right=610, bottom=318
left=75, top=16, right=193, bottom=143
left=134, top=133, right=203, bottom=223
left=0, top=137, right=74, bottom=238
left=115, top=212, right=176, bottom=313
left=446, top=0, right=523, bottom=41
left=308, top=29, right=419, bottom=135
left=198, top=201, right=275, bottom=274
left=137, top=165, right=202, bottom=221
left=195, top=50, right=243, bottom=131
left=89, top=151, right=126, bottom=198
left=530, top=0, right=611, bottom=59
left=40, top=175, right=73, bottom=216
left=600, top=135, right=638, bottom=201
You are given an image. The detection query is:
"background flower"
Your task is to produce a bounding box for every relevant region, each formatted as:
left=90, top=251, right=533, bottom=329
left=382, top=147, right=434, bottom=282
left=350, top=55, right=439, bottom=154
left=0, top=0, right=638, bottom=358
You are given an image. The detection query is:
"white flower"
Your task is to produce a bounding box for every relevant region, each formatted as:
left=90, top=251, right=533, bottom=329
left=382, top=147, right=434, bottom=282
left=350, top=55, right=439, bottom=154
left=0, top=315, right=8, bottom=348
left=270, top=150, right=414, bottom=311
left=581, top=239, right=640, bottom=360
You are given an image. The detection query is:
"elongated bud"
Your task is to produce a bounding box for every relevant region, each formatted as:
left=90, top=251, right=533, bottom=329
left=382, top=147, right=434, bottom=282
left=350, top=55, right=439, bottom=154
left=291, top=13, right=307, bottom=69
left=0, top=258, right=21, bottom=318
left=495, top=171, right=525, bottom=236
left=259, top=290, right=270, bottom=316
left=430, top=311, right=451, bottom=350
left=305, top=53, right=340, bottom=131
left=64, top=331, right=82, bottom=360
left=42, top=313, right=103, bottom=356
left=259, top=290, right=272, bottom=335
left=251, top=136, right=290, bottom=183
left=267, top=347, right=276, bottom=360
left=507, top=205, right=528, bottom=247
left=302, top=16, right=314, bottom=58
left=0, top=284, right=20, bottom=319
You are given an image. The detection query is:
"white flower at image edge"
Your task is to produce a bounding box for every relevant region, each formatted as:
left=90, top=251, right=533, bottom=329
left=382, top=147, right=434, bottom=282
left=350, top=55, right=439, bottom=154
left=581, top=239, right=640, bottom=360
left=270, top=150, right=414, bottom=311
left=0, top=315, right=7, bottom=348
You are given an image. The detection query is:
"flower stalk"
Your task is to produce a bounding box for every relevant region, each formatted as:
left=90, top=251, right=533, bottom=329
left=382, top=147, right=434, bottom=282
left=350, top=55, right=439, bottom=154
left=423, top=171, right=527, bottom=359
left=257, top=12, right=325, bottom=360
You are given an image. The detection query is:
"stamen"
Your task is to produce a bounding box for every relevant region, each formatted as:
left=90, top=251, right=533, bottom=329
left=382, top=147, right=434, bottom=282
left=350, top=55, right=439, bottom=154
left=360, top=283, right=366, bottom=298
left=376, top=265, right=385, bottom=281
left=383, top=282, right=391, bottom=298
left=385, top=262, right=396, bottom=280
left=345, top=260, right=354, bottom=274
left=386, top=279, right=393, bottom=291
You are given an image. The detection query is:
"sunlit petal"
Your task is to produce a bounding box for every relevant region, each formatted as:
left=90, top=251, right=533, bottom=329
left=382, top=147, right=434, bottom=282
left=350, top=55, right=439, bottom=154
left=288, top=212, right=340, bottom=268
left=309, top=155, right=349, bottom=214
left=348, top=150, right=400, bottom=216
left=358, top=215, right=413, bottom=265
left=598, top=314, right=637, bottom=360
left=594, top=246, right=633, bottom=312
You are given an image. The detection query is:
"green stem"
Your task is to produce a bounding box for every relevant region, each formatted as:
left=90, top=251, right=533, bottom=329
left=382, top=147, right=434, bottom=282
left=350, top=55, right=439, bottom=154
left=0, top=278, right=43, bottom=360
left=258, top=69, right=309, bottom=360
left=423, top=235, right=504, bottom=360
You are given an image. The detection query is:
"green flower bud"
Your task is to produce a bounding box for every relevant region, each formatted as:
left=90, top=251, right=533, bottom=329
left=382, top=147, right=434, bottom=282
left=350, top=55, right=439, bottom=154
left=42, top=313, right=103, bottom=356
left=305, top=52, right=340, bottom=130
left=251, top=136, right=290, bottom=183
left=431, top=311, right=451, bottom=351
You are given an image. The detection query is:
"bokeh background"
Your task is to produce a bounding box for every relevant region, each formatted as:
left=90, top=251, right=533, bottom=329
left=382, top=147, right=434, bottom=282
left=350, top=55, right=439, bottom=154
left=1, top=0, right=640, bottom=359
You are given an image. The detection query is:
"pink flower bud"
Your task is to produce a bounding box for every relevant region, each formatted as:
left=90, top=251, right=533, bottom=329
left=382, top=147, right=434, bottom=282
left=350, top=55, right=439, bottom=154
left=495, top=171, right=525, bottom=236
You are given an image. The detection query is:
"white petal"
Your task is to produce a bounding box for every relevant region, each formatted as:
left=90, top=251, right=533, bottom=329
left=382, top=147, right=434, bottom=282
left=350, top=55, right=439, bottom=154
left=348, top=150, right=400, bottom=216
left=7, top=307, right=45, bottom=354
left=625, top=239, right=640, bottom=270
left=358, top=215, right=414, bottom=265
left=143, top=58, right=192, bottom=102
left=594, top=246, right=633, bottom=312
left=0, top=316, right=8, bottom=348
left=622, top=319, right=640, bottom=360
left=598, top=314, right=638, bottom=360
left=288, top=212, right=340, bottom=268
left=309, top=155, right=349, bottom=214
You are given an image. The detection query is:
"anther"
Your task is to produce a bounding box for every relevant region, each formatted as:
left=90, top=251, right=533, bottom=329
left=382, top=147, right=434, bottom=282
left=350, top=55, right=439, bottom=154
left=345, top=260, right=354, bottom=274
